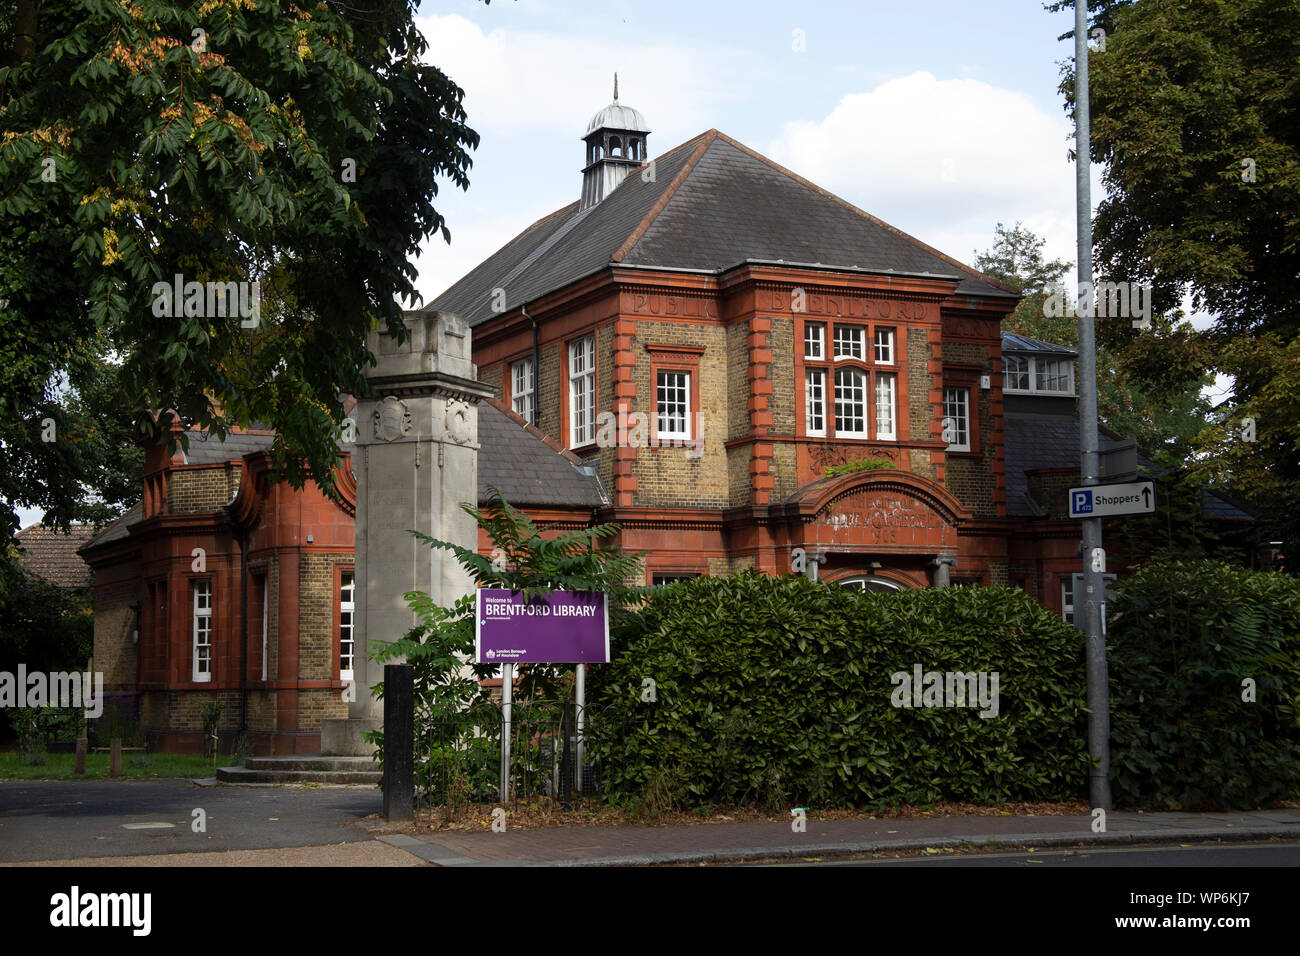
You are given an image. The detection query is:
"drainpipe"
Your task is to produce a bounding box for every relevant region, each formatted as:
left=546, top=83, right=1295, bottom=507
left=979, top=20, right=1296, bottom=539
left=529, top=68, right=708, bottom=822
left=239, top=525, right=249, bottom=738
left=525, top=304, right=539, bottom=427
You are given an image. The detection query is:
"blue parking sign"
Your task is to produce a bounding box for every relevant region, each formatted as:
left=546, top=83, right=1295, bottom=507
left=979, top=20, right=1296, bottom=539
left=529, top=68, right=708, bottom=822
left=1071, top=490, right=1093, bottom=515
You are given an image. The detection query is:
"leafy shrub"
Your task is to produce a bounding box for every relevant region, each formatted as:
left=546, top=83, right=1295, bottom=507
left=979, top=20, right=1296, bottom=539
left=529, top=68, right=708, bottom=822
left=588, top=572, right=1091, bottom=808
left=825, top=457, right=893, bottom=478
left=200, top=701, right=224, bottom=758
left=366, top=494, right=646, bottom=808
left=14, top=707, right=47, bottom=765
left=1107, top=560, right=1300, bottom=809
left=93, top=697, right=140, bottom=748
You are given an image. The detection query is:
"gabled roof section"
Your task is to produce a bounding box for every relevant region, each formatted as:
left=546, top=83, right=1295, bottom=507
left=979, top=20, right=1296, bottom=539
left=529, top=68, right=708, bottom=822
left=1002, top=332, right=1078, bottom=356
left=478, top=400, right=607, bottom=508
left=432, top=130, right=1018, bottom=326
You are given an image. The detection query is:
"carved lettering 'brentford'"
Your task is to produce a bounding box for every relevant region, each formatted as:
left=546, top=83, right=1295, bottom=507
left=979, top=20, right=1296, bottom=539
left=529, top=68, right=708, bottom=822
left=768, top=288, right=929, bottom=321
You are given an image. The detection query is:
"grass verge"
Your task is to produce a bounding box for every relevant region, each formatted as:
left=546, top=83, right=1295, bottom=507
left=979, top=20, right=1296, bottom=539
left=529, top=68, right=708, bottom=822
left=0, top=751, right=238, bottom=780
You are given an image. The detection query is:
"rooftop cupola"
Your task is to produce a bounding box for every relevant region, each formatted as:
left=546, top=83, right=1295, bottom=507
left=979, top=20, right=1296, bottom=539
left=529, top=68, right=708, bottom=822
left=580, top=74, right=650, bottom=210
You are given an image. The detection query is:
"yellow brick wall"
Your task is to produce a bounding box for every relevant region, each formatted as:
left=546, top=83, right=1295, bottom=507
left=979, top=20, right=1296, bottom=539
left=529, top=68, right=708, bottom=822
left=168, top=464, right=239, bottom=514
left=93, top=583, right=138, bottom=689
left=631, top=320, right=729, bottom=509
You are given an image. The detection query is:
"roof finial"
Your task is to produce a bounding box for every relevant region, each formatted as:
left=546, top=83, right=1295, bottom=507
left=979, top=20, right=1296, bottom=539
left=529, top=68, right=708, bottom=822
left=613, top=72, right=619, bottom=103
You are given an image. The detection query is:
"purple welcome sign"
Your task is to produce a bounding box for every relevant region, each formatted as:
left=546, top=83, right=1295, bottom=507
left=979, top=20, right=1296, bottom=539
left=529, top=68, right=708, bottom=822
left=475, top=589, right=610, bottom=664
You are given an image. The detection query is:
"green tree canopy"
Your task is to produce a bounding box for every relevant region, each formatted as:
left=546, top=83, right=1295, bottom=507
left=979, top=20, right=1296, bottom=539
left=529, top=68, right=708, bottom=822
left=1054, top=0, right=1300, bottom=552
left=974, top=222, right=1214, bottom=458
left=0, top=0, right=481, bottom=573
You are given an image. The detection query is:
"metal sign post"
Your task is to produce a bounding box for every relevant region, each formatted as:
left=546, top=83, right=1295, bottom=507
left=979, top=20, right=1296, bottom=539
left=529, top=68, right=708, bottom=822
left=1074, top=0, right=1112, bottom=811
left=477, top=590, right=609, bottom=805
left=575, top=663, right=586, bottom=795
left=499, top=662, right=512, bottom=804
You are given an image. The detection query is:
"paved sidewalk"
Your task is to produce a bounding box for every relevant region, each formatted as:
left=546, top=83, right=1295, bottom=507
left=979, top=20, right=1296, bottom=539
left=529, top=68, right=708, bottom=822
left=376, top=808, right=1300, bottom=866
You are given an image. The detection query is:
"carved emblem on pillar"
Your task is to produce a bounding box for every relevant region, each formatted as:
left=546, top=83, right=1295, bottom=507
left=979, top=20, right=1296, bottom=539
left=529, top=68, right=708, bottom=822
left=445, top=399, right=472, bottom=445
left=373, top=396, right=412, bottom=442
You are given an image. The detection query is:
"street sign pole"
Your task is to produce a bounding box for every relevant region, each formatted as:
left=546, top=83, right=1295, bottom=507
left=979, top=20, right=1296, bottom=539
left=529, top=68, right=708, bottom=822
left=575, top=663, right=586, bottom=795
left=500, top=662, right=512, bottom=804
left=1075, top=0, right=1112, bottom=811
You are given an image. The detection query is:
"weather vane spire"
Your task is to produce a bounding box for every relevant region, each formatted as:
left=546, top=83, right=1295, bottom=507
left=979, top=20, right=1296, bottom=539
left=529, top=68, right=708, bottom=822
left=613, top=72, right=619, bottom=103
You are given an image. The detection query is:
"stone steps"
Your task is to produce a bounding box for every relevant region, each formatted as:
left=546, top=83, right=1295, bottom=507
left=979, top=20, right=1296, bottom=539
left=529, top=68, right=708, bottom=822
left=215, top=754, right=381, bottom=785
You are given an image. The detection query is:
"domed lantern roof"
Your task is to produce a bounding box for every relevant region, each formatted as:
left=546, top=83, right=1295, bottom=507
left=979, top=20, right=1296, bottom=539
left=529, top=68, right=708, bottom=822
left=584, top=74, right=651, bottom=136
left=579, top=74, right=650, bottom=210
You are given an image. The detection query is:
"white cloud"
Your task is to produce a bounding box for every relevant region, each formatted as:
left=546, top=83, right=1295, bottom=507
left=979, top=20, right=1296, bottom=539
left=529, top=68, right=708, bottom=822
left=413, top=13, right=765, bottom=299
left=415, top=13, right=757, bottom=142
left=767, top=71, right=1086, bottom=269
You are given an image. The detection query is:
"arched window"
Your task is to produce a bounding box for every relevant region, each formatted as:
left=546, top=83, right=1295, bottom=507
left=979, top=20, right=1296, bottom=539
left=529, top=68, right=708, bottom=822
left=838, top=576, right=904, bottom=593
left=610, top=136, right=623, bottom=157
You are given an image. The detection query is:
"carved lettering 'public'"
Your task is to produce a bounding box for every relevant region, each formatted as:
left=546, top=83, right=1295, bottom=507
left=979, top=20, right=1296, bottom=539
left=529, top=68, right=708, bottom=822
left=628, top=294, right=718, bottom=319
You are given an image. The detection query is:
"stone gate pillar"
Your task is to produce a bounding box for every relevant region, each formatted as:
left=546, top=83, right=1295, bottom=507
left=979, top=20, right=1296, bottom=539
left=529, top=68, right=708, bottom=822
left=321, top=309, right=494, bottom=756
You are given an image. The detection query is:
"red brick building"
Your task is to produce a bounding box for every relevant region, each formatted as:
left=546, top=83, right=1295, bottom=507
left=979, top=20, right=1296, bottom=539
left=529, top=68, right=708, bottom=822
left=435, top=92, right=1078, bottom=596
left=80, top=403, right=603, bottom=754
left=80, top=89, right=1252, bottom=754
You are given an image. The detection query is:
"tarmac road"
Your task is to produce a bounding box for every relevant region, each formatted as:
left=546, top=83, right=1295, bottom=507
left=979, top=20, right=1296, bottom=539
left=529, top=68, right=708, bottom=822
left=0, top=780, right=383, bottom=863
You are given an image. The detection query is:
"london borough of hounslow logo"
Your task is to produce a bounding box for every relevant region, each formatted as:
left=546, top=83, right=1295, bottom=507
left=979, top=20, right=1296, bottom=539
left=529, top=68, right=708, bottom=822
left=373, top=396, right=412, bottom=442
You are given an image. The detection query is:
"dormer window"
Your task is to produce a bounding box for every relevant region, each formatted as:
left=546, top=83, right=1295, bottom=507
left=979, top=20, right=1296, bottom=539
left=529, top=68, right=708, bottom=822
left=1003, top=354, right=1074, bottom=394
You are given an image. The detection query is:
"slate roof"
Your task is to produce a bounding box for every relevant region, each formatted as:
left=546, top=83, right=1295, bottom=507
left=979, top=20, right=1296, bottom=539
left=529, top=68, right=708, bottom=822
left=1002, top=411, right=1252, bottom=521
left=1002, top=413, right=1126, bottom=517
left=16, top=523, right=95, bottom=589
left=478, top=400, right=606, bottom=508
left=182, top=428, right=274, bottom=464
left=81, top=502, right=141, bottom=551
left=433, top=130, right=1017, bottom=326
left=81, top=403, right=605, bottom=555
left=1002, top=332, right=1077, bottom=355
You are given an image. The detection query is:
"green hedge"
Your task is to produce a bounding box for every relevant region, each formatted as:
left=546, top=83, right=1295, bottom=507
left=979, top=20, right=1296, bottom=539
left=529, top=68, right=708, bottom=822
left=1107, top=560, right=1300, bottom=809
left=588, top=573, right=1091, bottom=808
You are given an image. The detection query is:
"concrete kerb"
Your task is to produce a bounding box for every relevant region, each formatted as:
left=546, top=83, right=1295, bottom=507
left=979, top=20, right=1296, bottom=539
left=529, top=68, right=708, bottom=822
left=391, top=822, right=1300, bottom=867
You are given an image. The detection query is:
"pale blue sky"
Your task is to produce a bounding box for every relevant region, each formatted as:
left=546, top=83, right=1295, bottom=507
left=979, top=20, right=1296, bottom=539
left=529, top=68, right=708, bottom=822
left=410, top=0, right=1089, bottom=303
